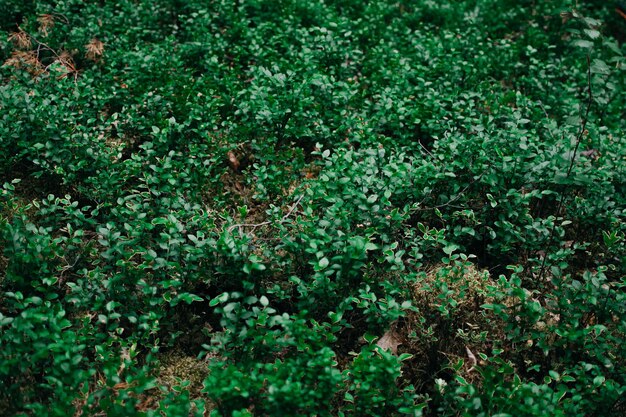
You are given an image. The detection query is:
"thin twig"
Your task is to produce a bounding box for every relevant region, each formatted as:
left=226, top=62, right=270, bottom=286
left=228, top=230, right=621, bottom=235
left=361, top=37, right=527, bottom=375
left=412, top=171, right=486, bottom=212
left=51, top=12, right=70, bottom=24
left=537, top=54, right=593, bottom=281
left=227, top=221, right=270, bottom=234
left=20, top=27, right=63, bottom=62
left=417, top=140, right=434, bottom=159
left=226, top=194, right=305, bottom=235
left=20, top=26, right=80, bottom=81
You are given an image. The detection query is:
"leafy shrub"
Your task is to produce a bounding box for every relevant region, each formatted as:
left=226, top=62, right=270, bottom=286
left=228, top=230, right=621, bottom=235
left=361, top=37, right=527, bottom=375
left=1, top=0, right=625, bottom=416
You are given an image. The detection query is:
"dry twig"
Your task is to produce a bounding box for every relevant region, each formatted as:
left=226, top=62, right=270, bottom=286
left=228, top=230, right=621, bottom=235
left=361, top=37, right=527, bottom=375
left=227, top=194, right=305, bottom=235
left=537, top=54, right=593, bottom=281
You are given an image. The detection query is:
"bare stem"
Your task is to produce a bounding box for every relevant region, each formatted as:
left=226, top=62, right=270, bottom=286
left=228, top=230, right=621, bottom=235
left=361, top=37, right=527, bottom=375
left=537, top=54, right=593, bottom=281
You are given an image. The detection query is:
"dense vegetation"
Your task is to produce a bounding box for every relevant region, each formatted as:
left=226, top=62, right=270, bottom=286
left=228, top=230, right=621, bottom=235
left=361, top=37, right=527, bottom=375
left=1, top=0, right=625, bottom=416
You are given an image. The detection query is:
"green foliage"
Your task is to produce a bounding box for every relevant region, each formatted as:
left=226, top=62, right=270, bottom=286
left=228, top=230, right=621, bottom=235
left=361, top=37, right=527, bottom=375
left=1, top=0, right=625, bottom=416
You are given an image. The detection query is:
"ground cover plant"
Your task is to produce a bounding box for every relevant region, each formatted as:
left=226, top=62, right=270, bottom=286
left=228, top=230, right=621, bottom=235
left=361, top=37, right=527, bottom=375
left=1, top=0, right=625, bottom=416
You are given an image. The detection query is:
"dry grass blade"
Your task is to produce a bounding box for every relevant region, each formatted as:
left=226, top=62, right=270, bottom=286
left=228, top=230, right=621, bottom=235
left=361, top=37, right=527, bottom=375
left=8, top=30, right=32, bottom=49
left=38, top=14, right=55, bottom=36
left=52, top=51, right=79, bottom=79
left=3, top=51, right=44, bottom=76
left=85, top=38, right=105, bottom=61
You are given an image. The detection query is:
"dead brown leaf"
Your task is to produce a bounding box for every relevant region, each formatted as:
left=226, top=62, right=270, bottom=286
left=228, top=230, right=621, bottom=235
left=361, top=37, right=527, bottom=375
left=227, top=151, right=240, bottom=171
left=376, top=327, right=402, bottom=354
left=465, top=346, right=477, bottom=372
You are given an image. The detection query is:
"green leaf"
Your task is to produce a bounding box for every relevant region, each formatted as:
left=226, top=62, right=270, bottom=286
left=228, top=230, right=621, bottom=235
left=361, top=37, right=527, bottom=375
left=583, top=29, right=600, bottom=40
left=591, top=59, right=610, bottom=75
left=318, top=257, right=329, bottom=269
left=454, top=375, right=469, bottom=385
left=328, top=311, right=343, bottom=323
left=183, top=293, right=203, bottom=304
left=209, top=293, right=229, bottom=307
left=365, top=242, right=378, bottom=251
left=363, top=333, right=377, bottom=343
left=443, top=243, right=459, bottom=255
left=572, top=39, right=594, bottom=49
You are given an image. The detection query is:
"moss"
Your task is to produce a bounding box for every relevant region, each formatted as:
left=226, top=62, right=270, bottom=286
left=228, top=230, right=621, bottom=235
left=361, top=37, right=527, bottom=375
left=157, top=350, right=210, bottom=398
left=395, top=261, right=510, bottom=388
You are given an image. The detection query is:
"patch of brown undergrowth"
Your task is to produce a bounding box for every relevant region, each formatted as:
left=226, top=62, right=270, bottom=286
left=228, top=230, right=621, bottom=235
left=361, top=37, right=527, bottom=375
left=157, top=350, right=215, bottom=414
left=85, top=38, right=104, bottom=62
left=157, top=350, right=210, bottom=396
left=4, top=22, right=101, bottom=80
left=390, top=261, right=512, bottom=389
left=69, top=350, right=214, bottom=416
